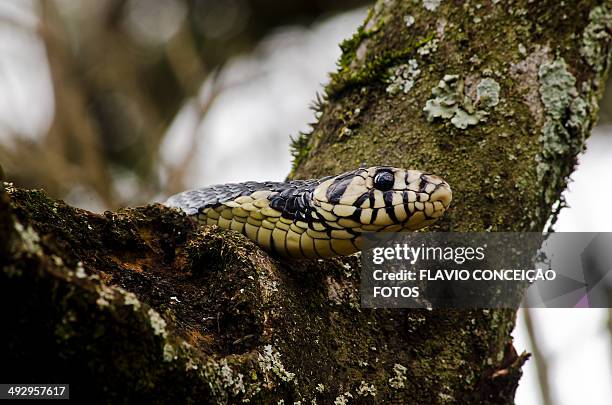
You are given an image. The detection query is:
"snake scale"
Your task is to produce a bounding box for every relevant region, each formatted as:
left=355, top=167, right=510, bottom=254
left=165, top=166, right=452, bottom=259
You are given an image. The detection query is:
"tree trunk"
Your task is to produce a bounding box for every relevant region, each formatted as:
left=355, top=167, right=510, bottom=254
left=1, top=1, right=610, bottom=404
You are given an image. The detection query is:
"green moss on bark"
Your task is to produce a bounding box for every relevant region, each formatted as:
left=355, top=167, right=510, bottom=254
left=287, top=0, right=611, bottom=403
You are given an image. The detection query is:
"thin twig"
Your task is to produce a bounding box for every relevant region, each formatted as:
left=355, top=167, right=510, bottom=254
left=523, top=308, right=555, bottom=405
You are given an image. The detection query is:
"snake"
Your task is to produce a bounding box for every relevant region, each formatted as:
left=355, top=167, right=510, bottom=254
left=165, top=166, right=452, bottom=259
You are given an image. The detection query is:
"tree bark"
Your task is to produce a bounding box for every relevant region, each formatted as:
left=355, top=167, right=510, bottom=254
left=1, top=1, right=610, bottom=404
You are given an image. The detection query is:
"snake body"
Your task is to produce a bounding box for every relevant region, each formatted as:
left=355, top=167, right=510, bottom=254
left=165, top=166, right=452, bottom=259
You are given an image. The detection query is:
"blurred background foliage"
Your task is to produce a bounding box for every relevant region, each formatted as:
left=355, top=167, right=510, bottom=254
left=0, top=0, right=369, bottom=210
left=1, top=2, right=611, bottom=404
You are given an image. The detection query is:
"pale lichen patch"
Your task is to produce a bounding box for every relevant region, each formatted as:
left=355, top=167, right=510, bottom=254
left=14, top=221, right=41, bottom=255
left=476, top=78, right=501, bottom=108
left=580, top=4, right=612, bottom=72
left=258, top=345, right=296, bottom=384
left=203, top=358, right=247, bottom=401
left=52, top=255, right=64, bottom=268
left=147, top=308, right=168, bottom=338
left=388, top=363, right=408, bottom=389
left=3, top=181, right=16, bottom=193
left=95, top=284, right=116, bottom=308
left=333, top=392, right=353, bottom=405
left=536, top=58, right=589, bottom=211
left=386, top=59, right=421, bottom=95
left=423, top=74, right=499, bottom=129
left=538, top=59, right=576, bottom=119
left=451, top=109, right=484, bottom=128
left=423, top=0, right=442, bottom=12
left=163, top=342, right=177, bottom=362
left=123, top=291, right=141, bottom=311
left=417, top=38, right=439, bottom=56
left=75, top=261, right=87, bottom=279
left=356, top=381, right=377, bottom=397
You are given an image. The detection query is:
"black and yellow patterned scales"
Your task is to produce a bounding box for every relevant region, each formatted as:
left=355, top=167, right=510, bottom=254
left=165, top=166, right=452, bottom=259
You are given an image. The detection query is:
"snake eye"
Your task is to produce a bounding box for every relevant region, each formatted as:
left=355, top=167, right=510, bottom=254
left=373, top=171, right=395, bottom=191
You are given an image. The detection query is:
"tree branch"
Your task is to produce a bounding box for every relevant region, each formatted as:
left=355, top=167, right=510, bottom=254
left=1, top=1, right=610, bottom=403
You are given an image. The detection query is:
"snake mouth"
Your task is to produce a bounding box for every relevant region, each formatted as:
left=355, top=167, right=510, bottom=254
left=313, top=196, right=450, bottom=230
left=429, top=181, right=452, bottom=209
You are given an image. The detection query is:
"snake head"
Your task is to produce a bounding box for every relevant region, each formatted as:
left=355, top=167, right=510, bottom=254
left=312, top=166, right=452, bottom=232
